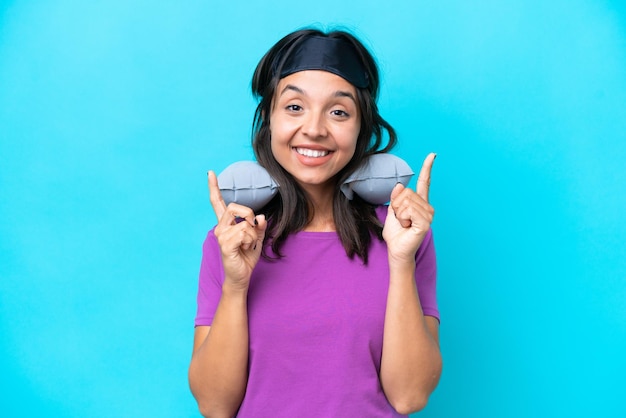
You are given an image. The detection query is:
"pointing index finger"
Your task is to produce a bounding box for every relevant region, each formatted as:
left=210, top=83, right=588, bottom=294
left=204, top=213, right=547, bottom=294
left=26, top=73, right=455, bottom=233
left=416, top=153, right=436, bottom=202
left=208, top=170, right=227, bottom=220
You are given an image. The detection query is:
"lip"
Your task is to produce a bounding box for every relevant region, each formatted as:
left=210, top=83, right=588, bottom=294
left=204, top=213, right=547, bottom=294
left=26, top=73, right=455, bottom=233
left=292, top=144, right=332, bottom=151
left=292, top=146, right=334, bottom=166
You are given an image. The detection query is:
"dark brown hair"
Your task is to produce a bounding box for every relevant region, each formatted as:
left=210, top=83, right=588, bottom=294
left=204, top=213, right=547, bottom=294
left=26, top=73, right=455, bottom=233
left=251, top=28, right=397, bottom=263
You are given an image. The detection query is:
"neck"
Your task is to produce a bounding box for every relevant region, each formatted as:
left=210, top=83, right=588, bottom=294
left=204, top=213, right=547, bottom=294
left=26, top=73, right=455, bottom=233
left=304, top=218, right=335, bottom=232
left=301, top=184, right=336, bottom=232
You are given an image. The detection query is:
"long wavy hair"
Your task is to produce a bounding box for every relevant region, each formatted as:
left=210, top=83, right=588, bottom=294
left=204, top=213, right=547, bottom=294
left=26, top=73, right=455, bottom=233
left=251, top=28, right=397, bottom=264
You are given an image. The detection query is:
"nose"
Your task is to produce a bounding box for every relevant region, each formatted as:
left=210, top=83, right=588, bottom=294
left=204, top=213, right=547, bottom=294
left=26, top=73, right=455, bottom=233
left=301, top=110, right=328, bottom=139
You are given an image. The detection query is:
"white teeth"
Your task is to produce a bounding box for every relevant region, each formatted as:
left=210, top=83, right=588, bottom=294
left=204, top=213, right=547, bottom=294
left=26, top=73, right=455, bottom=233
left=295, top=148, right=329, bottom=158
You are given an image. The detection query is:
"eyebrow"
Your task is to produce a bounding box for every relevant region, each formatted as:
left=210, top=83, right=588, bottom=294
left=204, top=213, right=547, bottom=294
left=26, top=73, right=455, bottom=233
left=280, top=84, right=304, bottom=96
left=279, top=84, right=357, bottom=103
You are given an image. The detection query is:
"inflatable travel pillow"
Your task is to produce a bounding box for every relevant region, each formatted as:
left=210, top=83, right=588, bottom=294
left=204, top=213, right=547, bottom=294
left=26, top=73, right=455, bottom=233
left=217, top=154, right=414, bottom=212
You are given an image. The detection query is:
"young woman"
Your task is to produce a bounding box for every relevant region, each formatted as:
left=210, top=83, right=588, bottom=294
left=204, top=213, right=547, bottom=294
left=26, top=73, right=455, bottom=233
left=189, top=28, right=442, bottom=417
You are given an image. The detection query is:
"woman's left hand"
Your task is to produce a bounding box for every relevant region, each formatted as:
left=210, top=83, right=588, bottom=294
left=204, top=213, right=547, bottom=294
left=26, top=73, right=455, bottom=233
left=383, top=153, right=436, bottom=264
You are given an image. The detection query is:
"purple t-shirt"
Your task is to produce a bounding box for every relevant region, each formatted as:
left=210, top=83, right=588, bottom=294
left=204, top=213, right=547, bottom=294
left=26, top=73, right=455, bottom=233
left=195, top=206, right=439, bottom=417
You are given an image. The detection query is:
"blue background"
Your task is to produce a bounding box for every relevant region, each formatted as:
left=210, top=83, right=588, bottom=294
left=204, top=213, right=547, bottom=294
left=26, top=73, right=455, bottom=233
left=1, top=1, right=625, bottom=417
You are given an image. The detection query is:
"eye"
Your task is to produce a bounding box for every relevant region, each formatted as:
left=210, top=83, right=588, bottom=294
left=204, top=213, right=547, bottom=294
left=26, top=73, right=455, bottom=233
left=286, top=104, right=303, bottom=112
left=331, top=109, right=350, bottom=118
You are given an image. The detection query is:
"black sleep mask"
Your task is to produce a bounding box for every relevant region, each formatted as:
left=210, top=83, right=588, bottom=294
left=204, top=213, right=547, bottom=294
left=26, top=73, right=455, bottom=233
left=279, top=35, right=369, bottom=88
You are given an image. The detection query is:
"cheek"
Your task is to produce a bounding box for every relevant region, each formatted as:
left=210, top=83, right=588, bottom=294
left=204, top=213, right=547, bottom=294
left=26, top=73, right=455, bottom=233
left=343, top=129, right=361, bottom=163
left=268, top=114, right=291, bottom=143
left=268, top=129, right=289, bottom=166
left=346, top=125, right=360, bottom=153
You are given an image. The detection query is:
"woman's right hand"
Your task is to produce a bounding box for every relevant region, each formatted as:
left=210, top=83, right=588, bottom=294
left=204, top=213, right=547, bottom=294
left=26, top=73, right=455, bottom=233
left=208, top=171, right=268, bottom=291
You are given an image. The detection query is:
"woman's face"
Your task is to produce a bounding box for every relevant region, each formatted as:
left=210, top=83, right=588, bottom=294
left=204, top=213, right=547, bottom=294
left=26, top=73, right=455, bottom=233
left=269, top=70, right=361, bottom=196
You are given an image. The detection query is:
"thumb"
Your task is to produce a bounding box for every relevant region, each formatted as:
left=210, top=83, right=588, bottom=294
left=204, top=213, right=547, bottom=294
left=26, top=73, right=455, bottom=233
left=387, top=183, right=404, bottom=217
left=388, top=183, right=411, bottom=228
left=255, top=214, right=268, bottom=234
left=390, top=182, right=405, bottom=201
left=254, top=214, right=268, bottom=249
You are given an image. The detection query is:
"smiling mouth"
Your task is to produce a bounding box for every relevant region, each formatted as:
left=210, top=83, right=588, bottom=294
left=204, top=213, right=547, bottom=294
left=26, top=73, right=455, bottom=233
left=294, top=147, right=331, bottom=158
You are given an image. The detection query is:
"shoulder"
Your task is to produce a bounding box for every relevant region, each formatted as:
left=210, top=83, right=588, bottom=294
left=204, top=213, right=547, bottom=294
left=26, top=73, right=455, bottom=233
left=203, top=226, right=218, bottom=247
left=200, top=227, right=222, bottom=261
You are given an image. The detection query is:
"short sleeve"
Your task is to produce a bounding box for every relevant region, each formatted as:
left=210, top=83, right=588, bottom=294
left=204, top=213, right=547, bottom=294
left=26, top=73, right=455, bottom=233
left=414, top=229, right=439, bottom=322
left=194, top=229, right=225, bottom=327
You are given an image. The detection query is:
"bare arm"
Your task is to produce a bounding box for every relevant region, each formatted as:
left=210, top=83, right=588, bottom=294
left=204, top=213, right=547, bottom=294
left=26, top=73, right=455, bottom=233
left=380, top=262, right=442, bottom=414
left=380, top=153, right=443, bottom=414
left=188, top=285, right=249, bottom=417
left=188, top=172, right=267, bottom=417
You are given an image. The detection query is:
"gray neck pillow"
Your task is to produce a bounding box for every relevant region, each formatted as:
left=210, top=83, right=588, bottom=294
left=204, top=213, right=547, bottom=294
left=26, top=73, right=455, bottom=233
left=217, top=154, right=413, bottom=211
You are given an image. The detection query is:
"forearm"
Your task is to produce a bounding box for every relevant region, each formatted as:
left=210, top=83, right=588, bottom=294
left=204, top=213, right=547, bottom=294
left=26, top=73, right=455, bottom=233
left=380, top=261, right=442, bottom=414
left=189, top=283, right=249, bottom=417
